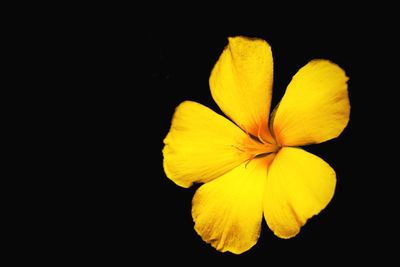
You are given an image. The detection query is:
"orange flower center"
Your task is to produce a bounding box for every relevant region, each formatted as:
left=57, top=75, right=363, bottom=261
left=235, top=133, right=280, bottom=166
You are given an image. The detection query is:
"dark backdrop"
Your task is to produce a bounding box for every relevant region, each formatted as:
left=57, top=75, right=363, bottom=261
left=86, top=9, right=397, bottom=265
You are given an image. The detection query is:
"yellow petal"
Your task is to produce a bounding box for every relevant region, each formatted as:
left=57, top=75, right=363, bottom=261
left=209, top=36, right=274, bottom=143
left=272, top=60, right=350, bottom=146
left=192, top=156, right=272, bottom=254
left=163, top=101, right=249, bottom=188
left=263, top=147, right=336, bottom=238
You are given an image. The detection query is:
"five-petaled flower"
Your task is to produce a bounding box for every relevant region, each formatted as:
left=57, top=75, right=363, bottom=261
left=162, top=36, right=350, bottom=254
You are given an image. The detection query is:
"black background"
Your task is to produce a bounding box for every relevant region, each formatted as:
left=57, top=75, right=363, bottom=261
left=81, top=7, right=398, bottom=265
left=9, top=4, right=398, bottom=265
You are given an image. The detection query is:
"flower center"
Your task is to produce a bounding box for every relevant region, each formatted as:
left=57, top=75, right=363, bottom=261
left=235, top=133, right=280, bottom=164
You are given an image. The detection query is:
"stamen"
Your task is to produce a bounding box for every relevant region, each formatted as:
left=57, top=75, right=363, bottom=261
left=244, top=155, right=255, bottom=168
left=255, top=118, right=278, bottom=145
left=233, top=133, right=279, bottom=168
left=231, top=145, right=245, bottom=152
left=257, top=122, right=269, bottom=144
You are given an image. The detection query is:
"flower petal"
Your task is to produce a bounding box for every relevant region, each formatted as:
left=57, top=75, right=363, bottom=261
left=209, top=36, right=274, bottom=143
left=163, top=101, right=249, bottom=188
left=272, top=59, right=350, bottom=146
left=192, top=156, right=272, bottom=254
left=263, top=147, right=336, bottom=239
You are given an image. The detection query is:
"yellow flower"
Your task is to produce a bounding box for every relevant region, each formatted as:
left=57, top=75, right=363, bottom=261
left=162, top=36, right=350, bottom=254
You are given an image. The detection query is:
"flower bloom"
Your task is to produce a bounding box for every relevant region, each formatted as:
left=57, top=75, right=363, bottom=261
left=162, top=36, right=350, bottom=254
